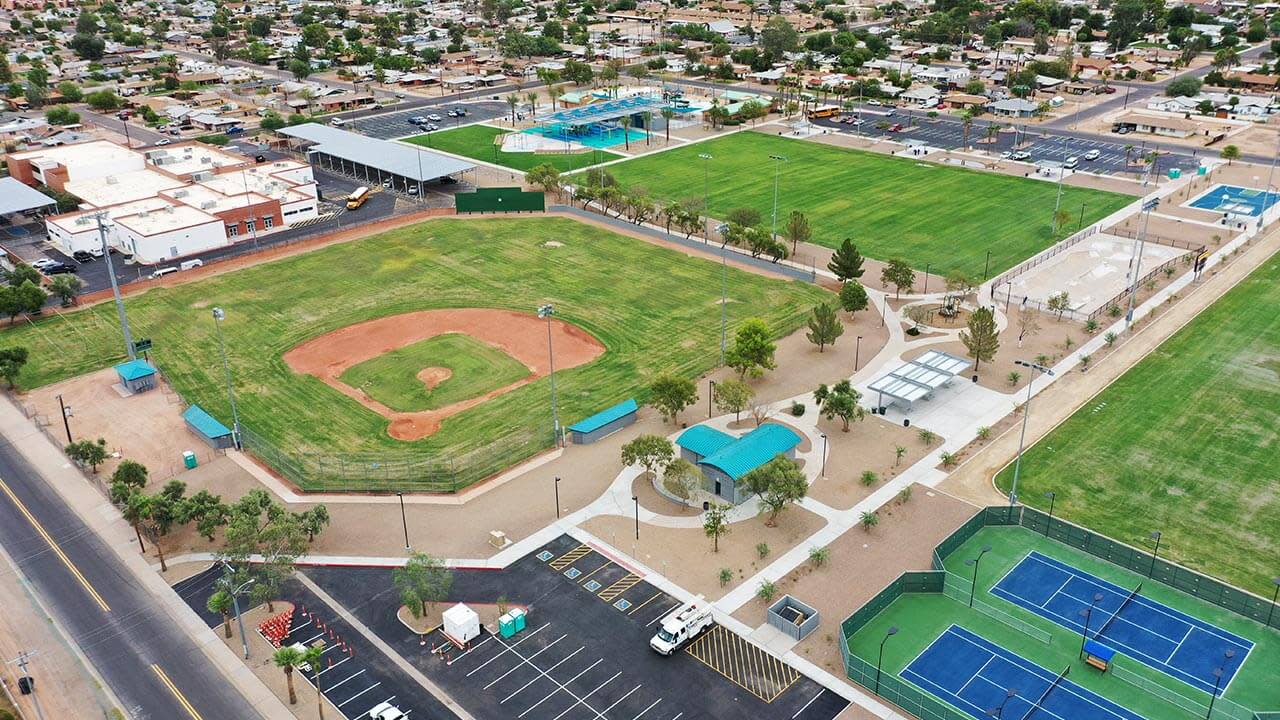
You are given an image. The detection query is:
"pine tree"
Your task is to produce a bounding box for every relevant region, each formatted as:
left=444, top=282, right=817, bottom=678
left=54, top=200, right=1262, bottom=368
left=805, top=302, right=844, bottom=352
left=827, top=238, right=865, bottom=282
left=960, top=306, right=1000, bottom=370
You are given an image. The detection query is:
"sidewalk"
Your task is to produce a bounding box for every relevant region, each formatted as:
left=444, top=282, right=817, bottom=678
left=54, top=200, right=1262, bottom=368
left=0, top=396, right=296, bottom=720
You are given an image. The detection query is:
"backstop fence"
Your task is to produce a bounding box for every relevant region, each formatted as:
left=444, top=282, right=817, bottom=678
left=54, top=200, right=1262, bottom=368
left=839, top=505, right=1280, bottom=720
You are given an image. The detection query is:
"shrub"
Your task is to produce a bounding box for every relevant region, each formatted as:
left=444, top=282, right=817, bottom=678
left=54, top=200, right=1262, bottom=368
left=860, top=470, right=878, bottom=486
left=940, top=451, right=956, bottom=467
left=859, top=510, right=879, bottom=531
left=1084, top=318, right=1099, bottom=334
left=790, top=401, right=805, bottom=416
left=1063, top=336, right=1074, bottom=350
left=1104, top=331, right=1117, bottom=347
left=755, top=542, right=770, bottom=559
left=975, top=426, right=991, bottom=441
left=1163, top=266, right=1175, bottom=278
left=757, top=579, right=778, bottom=602
left=917, top=428, right=938, bottom=445
left=1007, top=371, right=1021, bottom=386
left=898, top=486, right=913, bottom=504
left=808, top=546, right=830, bottom=567
left=1107, top=303, right=1122, bottom=318
left=718, top=568, right=733, bottom=586
left=1079, top=353, right=1092, bottom=368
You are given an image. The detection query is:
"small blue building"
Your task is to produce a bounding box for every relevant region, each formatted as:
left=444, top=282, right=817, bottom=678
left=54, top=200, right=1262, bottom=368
left=675, top=423, right=803, bottom=504
left=567, top=398, right=638, bottom=444
left=113, top=358, right=157, bottom=394
left=182, top=405, right=235, bottom=450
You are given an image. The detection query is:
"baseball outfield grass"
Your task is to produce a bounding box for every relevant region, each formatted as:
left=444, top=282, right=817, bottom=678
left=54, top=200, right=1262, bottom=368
left=604, top=132, right=1134, bottom=278
left=995, top=256, right=1280, bottom=596
left=404, top=124, right=621, bottom=172
left=3, top=217, right=827, bottom=490
left=846, top=525, right=1280, bottom=719
left=338, top=333, right=531, bottom=413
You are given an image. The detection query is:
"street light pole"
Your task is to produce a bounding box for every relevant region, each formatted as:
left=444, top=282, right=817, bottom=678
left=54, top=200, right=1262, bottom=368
left=855, top=336, right=863, bottom=371
left=56, top=394, right=72, bottom=444
left=1125, top=197, right=1160, bottom=330
left=396, top=492, right=409, bottom=551
left=874, top=626, right=898, bottom=695
left=98, top=215, right=136, bottom=361
left=1008, top=360, right=1055, bottom=505
left=632, top=495, right=639, bottom=540
left=708, top=380, right=716, bottom=418
left=211, top=308, right=241, bottom=449
left=537, top=304, right=560, bottom=445
left=219, top=561, right=255, bottom=660
left=1079, top=592, right=1104, bottom=652
left=965, top=546, right=992, bottom=608
left=820, top=432, right=828, bottom=478
left=768, top=154, right=787, bottom=243
left=554, top=476, right=561, bottom=519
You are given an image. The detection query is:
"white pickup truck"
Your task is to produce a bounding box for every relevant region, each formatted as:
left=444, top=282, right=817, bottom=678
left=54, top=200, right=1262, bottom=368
left=650, top=597, right=713, bottom=655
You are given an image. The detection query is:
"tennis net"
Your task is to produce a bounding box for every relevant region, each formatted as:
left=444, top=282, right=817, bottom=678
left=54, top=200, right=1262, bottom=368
left=1095, top=582, right=1143, bottom=639
left=1021, top=665, right=1071, bottom=720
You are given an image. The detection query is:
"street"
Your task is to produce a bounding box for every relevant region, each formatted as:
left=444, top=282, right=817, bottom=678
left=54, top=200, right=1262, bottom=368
left=0, top=429, right=262, bottom=719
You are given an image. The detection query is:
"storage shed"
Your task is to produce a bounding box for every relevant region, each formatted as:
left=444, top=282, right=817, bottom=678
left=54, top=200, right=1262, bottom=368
left=182, top=404, right=235, bottom=449
left=567, top=398, right=638, bottom=444
left=113, top=358, right=158, bottom=394
left=676, top=423, right=803, bottom=504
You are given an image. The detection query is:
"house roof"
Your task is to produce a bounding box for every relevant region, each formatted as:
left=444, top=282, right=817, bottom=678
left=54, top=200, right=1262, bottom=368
left=182, top=404, right=233, bottom=439
left=113, top=358, right=156, bottom=381
left=699, top=423, right=802, bottom=481
left=676, top=425, right=736, bottom=458
left=568, top=398, right=638, bottom=434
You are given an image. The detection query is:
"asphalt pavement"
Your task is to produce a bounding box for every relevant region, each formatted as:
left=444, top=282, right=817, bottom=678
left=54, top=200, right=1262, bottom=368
left=346, top=101, right=510, bottom=140
left=0, top=430, right=262, bottom=719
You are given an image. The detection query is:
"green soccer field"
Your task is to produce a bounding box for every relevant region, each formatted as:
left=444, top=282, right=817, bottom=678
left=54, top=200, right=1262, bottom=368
left=404, top=124, right=621, bottom=172
left=845, top=525, right=1280, bottom=719
left=995, top=256, right=1280, bottom=596
left=1, top=217, right=827, bottom=490
left=338, top=333, right=531, bottom=413
left=603, top=132, right=1134, bottom=278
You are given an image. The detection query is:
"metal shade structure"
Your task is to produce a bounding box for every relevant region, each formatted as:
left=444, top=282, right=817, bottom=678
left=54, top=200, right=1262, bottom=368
left=0, top=178, right=57, bottom=216
left=868, top=350, right=972, bottom=409
left=279, top=123, right=474, bottom=182
left=537, top=95, right=669, bottom=127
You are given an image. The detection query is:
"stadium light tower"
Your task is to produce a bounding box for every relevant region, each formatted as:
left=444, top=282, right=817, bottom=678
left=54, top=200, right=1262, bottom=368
left=768, top=154, right=787, bottom=243
left=874, top=626, right=898, bottom=695
left=537, top=304, right=560, bottom=446
left=96, top=214, right=136, bottom=361
left=211, top=307, right=241, bottom=449
left=964, top=545, right=993, bottom=608
left=1007, top=359, right=1055, bottom=506
left=1124, top=196, right=1160, bottom=330
left=698, top=152, right=727, bottom=366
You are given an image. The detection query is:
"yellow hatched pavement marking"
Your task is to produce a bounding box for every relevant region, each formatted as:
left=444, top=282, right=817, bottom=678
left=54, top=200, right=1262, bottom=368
left=598, top=573, right=641, bottom=601
left=685, top=625, right=799, bottom=703
left=549, top=544, right=592, bottom=570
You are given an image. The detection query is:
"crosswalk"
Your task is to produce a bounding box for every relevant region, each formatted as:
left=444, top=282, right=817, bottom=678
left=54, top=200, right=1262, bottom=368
left=287, top=208, right=345, bottom=231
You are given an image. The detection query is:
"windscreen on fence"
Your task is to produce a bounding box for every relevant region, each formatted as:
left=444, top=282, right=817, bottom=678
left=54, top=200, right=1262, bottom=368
left=455, top=187, right=545, bottom=213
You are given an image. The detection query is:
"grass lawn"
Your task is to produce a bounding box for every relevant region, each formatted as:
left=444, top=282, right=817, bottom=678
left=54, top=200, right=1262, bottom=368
left=995, top=256, right=1280, bottom=596
left=2, top=217, right=826, bottom=490
left=604, top=132, right=1133, bottom=278
left=846, top=526, right=1280, bottom=719
left=338, top=333, right=531, bottom=412
left=404, top=124, right=621, bottom=172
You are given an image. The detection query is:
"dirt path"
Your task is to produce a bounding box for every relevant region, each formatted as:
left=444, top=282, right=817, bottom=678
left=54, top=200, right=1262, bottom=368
left=283, top=309, right=604, bottom=441
left=941, top=225, right=1280, bottom=506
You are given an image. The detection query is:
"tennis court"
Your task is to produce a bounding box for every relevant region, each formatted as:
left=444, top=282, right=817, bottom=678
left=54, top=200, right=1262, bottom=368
left=902, top=625, right=1146, bottom=720
left=1187, top=185, right=1279, bottom=217
left=992, top=552, right=1252, bottom=695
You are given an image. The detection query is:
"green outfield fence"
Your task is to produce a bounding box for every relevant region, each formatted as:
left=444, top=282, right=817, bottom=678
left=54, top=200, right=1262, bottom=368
left=840, top=505, right=1280, bottom=720
left=455, top=187, right=545, bottom=213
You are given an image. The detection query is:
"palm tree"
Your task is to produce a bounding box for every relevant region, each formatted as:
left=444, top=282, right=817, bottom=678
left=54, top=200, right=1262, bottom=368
left=660, top=107, right=674, bottom=143
left=641, top=110, right=652, bottom=145
left=207, top=590, right=234, bottom=639
left=303, top=645, right=325, bottom=718
left=961, top=111, right=974, bottom=149
left=525, top=91, right=538, bottom=118
left=120, top=491, right=148, bottom=553
left=619, top=115, right=632, bottom=150
left=1123, top=144, right=1134, bottom=166
left=984, top=123, right=998, bottom=145
left=549, top=85, right=564, bottom=110
left=506, top=93, right=519, bottom=124
left=273, top=646, right=304, bottom=705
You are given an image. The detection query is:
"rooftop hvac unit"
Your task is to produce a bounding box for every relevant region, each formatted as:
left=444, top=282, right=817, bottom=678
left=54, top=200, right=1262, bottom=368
left=200, top=200, right=216, bottom=209
left=201, top=157, right=212, bottom=164
left=164, top=206, right=175, bottom=213
left=173, top=189, right=188, bottom=198
left=139, top=210, right=149, bottom=218
left=75, top=216, right=90, bottom=226
left=106, top=176, right=119, bottom=184
left=193, top=171, right=213, bottom=181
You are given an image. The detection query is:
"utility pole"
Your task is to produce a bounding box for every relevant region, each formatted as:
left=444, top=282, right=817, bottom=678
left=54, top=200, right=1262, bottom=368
left=56, top=394, right=72, bottom=444
left=97, top=215, right=136, bottom=360
left=7, top=650, right=47, bottom=720
left=1124, top=197, right=1160, bottom=330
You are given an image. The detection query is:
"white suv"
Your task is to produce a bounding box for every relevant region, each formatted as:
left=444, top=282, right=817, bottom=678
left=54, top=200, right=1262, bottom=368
left=367, top=702, right=406, bottom=720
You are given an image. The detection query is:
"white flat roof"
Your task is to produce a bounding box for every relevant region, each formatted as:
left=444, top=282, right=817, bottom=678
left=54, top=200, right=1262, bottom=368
left=280, top=123, right=474, bottom=182
left=48, top=196, right=174, bottom=234
left=162, top=184, right=271, bottom=215
left=114, top=204, right=219, bottom=236
left=10, top=140, right=144, bottom=179
left=148, top=144, right=249, bottom=176
left=868, top=351, right=972, bottom=407
left=65, top=168, right=188, bottom=208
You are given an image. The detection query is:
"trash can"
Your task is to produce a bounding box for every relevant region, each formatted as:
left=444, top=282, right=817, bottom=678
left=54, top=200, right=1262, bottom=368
left=183, top=451, right=197, bottom=469
left=510, top=607, right=526, bottom=632
left=499, top=613, right=515, bottom=638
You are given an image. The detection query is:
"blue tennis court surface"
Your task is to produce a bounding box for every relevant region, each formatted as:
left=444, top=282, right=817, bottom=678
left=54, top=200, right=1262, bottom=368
left=1188, top=184, right=1279, bottom=217
left=903, top=625, right=1146, bottom=720
left=992, top=552, right=1252, bottom=695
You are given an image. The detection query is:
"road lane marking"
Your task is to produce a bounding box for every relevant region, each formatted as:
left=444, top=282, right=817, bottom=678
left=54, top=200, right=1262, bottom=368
left=151, top=664, right=203, bottom=720
left=0, top=476, right=110, bottom=612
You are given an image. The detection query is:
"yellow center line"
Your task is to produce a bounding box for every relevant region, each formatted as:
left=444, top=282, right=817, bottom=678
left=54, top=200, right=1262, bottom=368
left=151, top=664, right=204, bottom=720
left=0, top=476, right=110, bottom=613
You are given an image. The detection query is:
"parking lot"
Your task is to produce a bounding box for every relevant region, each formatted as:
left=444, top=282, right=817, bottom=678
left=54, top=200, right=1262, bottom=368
left=305, top=535, right=848, bottom=720
left=347, top=101, right=509, bottom=140
left=175, top=565, right=458, bottom=720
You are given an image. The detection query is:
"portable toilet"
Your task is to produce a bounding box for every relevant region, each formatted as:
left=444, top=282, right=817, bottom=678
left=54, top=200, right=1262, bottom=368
left=509, top=607, right=526, bottom=632
left=1168, top=168, right=1181, bottom=179
left=183, top=451, right=197, bottom=469
left=499, top=612, right=516, bottom=638
left=1197, top=165, right=1208, bottom=176
left=442, top=603, right=480, bottom=645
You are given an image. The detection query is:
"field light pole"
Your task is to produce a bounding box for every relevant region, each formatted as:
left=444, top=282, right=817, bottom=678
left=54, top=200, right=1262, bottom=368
left=211, top=308, right=242, bottom=450
left=97, top=214, right=136, bottom=361
left=873, top=626, right=898, bottom=695
left=1267, top=578, right=1280, bottom=628
left=699, top=152, right=727, bottom=366
left=1148, top=531, right=1162, bottom=578
left=1260, top=131, right=1280, bottom=230
left=1079, top=592, right=1104, bottom=652
left=538, top=304, right=560, bottom=446
left=396, top=492, right=409, bottom=551
left=965, top=545, right=992, bottom=608
left=1008, top=360, right=1054, bottom=506
left=219, top=561, right=255, bottom=660
left=1125, top=197, right=1160, bottom=331
left=989, top=688, right=1019, bottom=718
left=554, top=476, right=561, bottom=519
left=768, top=154, right=787, bottom=243
left=855, top=336, right=863, bottom=371
left=1043, top=491, right=1056, bottom=537
left=820, top=432, right=828, bottom=477
left=632, top=495, right=639, bottom=540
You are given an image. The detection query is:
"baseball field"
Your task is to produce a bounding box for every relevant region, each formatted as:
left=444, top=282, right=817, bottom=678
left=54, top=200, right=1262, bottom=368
left=604, top=132, right=1134, bottom=278
left=405, top=125, right=621, bottom=172
left=3, top=216, right=827, bottom=490
left=996, top=256, right=1280, bottom=595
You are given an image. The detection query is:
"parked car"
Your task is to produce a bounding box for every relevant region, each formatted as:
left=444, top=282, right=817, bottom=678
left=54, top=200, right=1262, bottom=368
left=447, top=109, right=460, bottom=117
left=867, top=99, right=883, bottom=106
left=1084, top=149, right=1100, bottom=161
left=366, top=701, right=406, bottom=720
left=255, top=154, right=267, bottom=163
left=888, top=123, right=904, bottom=132
left=1011, top=150, right=1032, bottom=161
left=1064, top=156, right=1079, bottom=170
left=410, top=116, right=428, bottom=125
left=179, top=259, right=204, bottom=271
left=150, top=267, right=178, bottom=279
left=155, top=139, right=170, bottom=146
left=72, top=250, right=95, bottom=263
left=1000, top=151, right=1013, bottom=159
left=427, top=113, right=442, bottom=121
left=43, top=262, right=77, bottom=275
left=30, top=258, right=57, bottom=270
left=394, top=93, right=406, bottom=99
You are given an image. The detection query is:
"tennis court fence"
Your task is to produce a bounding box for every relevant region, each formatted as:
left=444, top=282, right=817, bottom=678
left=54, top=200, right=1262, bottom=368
left=1111, top=662, right=1255, bottom=720
left=941, top=572, right=1053, bottom=645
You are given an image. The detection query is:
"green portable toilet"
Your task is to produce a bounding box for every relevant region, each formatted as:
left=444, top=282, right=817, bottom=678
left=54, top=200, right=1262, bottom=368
left=499, top=613, right=515, bottom=638
left=510, top=607, right=526, bottom=632
left=1197, top=165, right=1208, bottom=175
left=183, top=451, right=198, bottom=469
left=1168, top=168, right=1181, bottom=179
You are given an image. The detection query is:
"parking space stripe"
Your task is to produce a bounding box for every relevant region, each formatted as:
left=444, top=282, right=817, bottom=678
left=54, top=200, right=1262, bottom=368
left=518, top=659, right=602, bottom=718
left=631, top=697, right=662, bottom=720
left=327, top=669, right=366, bottom=691
left=793, top=689, right=825, bottom=718
left=502, top=647, right=583, bottom=703
left=484, top=634, right=566, bottom=689
left=597, top=684, right=643, bottom=718
left=546, top=669, right=618, bottom=720
left=645, top=601, right=680, bottom=627
left=318, top=656, right=351, bottom=675
left=336, top=682, right=381, bottom=707
left=629, top=592, right=662, bottom=615
left=466, top=623, right=550, bottom=676
left=577, top=562, right=612, bottom=584
left=448, top=635, right=491, bottom=664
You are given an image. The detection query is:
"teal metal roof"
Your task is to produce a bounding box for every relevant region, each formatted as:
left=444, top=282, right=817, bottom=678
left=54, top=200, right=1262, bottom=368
left=113, top=358, right=156, bottom=381
left=699, top=424, right=802, bottom=481
left=675, top=425, right=735, bottom=458
left=568, top=398, right=638, bottom=434
left=182, top=405, right=232, bottom=439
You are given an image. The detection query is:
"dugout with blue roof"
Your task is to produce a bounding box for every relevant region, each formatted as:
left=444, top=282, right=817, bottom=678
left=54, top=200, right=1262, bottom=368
left=567, top=398, right=638, bottom=444
left=113, top=358, right=157, bottom=394
left=182, top=405, right=235, bottom=449
left=676, top=423, right=803, bottom=504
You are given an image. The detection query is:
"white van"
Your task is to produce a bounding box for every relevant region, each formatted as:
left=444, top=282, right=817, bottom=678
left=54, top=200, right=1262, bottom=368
left=150, top=267, right=178, bottom=279
left=1064, top=157, right=1079, bottom=170
left=330, top=117, right=346, bottom=126
left=180, top=259, right=204, bottom=271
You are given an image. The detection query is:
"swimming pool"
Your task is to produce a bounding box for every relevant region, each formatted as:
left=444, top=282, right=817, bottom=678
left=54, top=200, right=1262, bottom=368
left=1188, top=184, right=1279, bottom=217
